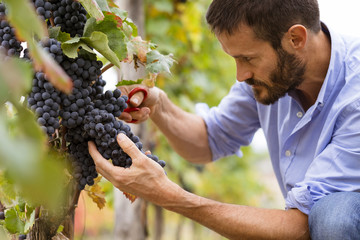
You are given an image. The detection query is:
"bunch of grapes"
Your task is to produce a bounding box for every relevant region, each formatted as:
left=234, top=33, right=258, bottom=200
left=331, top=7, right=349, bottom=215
left=50, top=0, right=87, bottom=37
left=25, top=37, right=165, bottom=190
left=27, top=72, right=62, bottom=135
left=0, top=4, right=23, bottom=57
left=32, top=0, right=53, bottom=21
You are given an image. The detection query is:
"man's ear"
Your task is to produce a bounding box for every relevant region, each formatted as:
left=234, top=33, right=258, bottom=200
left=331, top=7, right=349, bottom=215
left=281, top=24, right=307, bottom=52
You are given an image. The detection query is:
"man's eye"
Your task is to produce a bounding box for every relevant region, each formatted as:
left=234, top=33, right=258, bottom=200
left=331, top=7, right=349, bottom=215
left=243, top=57, right=252, bottom=62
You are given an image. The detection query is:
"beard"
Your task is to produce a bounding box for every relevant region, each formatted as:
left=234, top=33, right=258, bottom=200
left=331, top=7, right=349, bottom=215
left=246, top=47, right=306, bottom=105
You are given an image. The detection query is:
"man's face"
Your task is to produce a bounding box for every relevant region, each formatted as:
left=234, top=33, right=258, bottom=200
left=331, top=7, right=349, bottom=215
left=216, top=25, right=306, bottom=105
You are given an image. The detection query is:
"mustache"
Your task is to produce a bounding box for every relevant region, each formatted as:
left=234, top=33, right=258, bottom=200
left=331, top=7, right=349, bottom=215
left=245, top=78, right=267, bottom=87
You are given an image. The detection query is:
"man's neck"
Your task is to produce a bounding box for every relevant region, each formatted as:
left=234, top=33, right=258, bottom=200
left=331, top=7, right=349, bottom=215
left=296, top=29, right=331, bottom=111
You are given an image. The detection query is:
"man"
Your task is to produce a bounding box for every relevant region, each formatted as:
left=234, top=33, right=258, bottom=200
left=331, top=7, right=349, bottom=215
left=89, top=0, right=360, bottom=239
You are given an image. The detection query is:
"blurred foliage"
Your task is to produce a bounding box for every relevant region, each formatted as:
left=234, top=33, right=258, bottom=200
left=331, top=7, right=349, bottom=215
left=143, top=0, right=268, bottom=207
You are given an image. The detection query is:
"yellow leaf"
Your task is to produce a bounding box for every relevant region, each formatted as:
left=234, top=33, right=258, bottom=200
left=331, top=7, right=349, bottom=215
left=123, top=192, right=137, bottom=203
left=85, top=176, right=106, bottom=209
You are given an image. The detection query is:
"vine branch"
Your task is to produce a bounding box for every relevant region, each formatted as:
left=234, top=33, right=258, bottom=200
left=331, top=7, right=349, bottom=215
left=101, top=63, right=114, bottom=74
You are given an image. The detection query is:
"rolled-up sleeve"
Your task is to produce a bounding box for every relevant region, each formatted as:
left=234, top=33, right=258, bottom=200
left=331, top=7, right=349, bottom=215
left=195, top=82, right=260, bottom=161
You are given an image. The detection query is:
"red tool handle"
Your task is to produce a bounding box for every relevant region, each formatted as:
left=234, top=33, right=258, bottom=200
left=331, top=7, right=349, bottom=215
left=126, top=87, right=148, bottom=104
left=123, top=87, right=148, bottom=123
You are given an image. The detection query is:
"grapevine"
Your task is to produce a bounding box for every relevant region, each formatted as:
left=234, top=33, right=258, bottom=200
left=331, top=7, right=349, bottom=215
left=0, top=0, right=174, bottom=239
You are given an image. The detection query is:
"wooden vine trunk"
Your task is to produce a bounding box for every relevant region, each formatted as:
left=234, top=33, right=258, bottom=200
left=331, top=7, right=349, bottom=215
left=28, top=182, right=79, bottom=240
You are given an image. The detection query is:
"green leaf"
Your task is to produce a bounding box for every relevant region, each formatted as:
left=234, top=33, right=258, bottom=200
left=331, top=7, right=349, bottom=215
left=0, top=108, right=66, bottom=210
left=0, top=226, right=10, bottom=240
left=24, top=208, right=35, bottom=233
left=107, top=8, right=138, bottom=37
left=57, top=225, right=64, bottom=233
left=116, top=79, right=144, bottom=87
left=96, top=0, right=110, bottom=11
left=0, top=171, right=17, bottom=207
left=146, top=50, right=175, bottom=74
left=0, top=56, right=33, bottom=104
left=4, top=209, right=24, bottom=234
left=126, top=36, right=151, bottom=63
left=82, top=31, right=121, bottom=68
left=61, top=37, right=95, bottom=58
left=48, top=27, right=61, bottom=39
left=48, top=27, right=71, bottom=43
left=3, top=0, right=47, bottom=41
left=83, top=16, right=127, bottom=61
left=109, top=7, right=127, bottom=19
left=78, top=0, right=104, bottom=21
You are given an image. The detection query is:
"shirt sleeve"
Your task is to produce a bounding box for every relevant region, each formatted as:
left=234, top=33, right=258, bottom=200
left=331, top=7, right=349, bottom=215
left=195, top=81, right=261, bottom=161
left=285, top=99, right=360, bottom=214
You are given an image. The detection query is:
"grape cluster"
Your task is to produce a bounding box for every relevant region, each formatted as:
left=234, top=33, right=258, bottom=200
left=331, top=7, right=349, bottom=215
left=32, top=0, right=53, bottom=21
left=23, top=0, right=165, bottom=191
left=82, top=107, right=165, bottom=170
left=0, top=3, right=23, bottom=57
left=58, top=58, right=102, bottom=129
left=27, top=39, right=64, bottom=135
left=65, top=126, right=98, bottom=189
left=50, top=0, right=87, bottom=37
left=28, top=72, right=62, bottom=135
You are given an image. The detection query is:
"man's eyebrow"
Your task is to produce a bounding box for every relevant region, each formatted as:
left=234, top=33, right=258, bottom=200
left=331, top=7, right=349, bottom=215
left=231, top=54, right=254, bottom=59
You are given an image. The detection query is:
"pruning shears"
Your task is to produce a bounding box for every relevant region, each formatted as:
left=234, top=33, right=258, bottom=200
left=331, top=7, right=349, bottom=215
left=123, top=87, right=148, bottom=123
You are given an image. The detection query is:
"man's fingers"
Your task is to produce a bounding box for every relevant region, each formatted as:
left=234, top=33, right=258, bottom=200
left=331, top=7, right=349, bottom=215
left=129, top=91, right=145, bottom=107
left=128, top=107, right=150, bottom=123
left=119, top=112, right=132, bottom=122
left=88, top=141, right=119, bottom=180
left=117, top=133, right=142, bottom=159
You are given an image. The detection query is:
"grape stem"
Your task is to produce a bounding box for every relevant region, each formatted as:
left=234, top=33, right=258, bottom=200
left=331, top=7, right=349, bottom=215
left=68, top=187, right=81, bottom=215
left=49, top=17, right=55, bottom=27
left=61, top=126, right=67, bottom=151
left=101, top=63, right=114, bottom=74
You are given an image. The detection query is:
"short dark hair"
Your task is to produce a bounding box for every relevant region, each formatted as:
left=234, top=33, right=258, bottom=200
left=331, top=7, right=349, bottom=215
left=206, top=0, right=321, bottom=49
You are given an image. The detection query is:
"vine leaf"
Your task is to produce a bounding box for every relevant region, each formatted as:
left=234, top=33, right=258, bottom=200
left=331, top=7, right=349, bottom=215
left=146, top=50, right=175, bottom=75
left=0, top=55, right=33, bottom=104
left=85, top=177, right=106, bottom=209
left=126, top=36, right=150, bottom=63
left=61, top=37, right=95, bottom=59
left=116, top=79, right=144, bottom=87
left=95, top=0, right=111, bottom=11
left=48, top=27, right=71, bottom=43
left=77, top=0, right=104, bottom=21
left=24, top=208, right=36, bottom=233
left=106, top=0, right=118, bottom=8
left=83, top=15, right=127, bottom=61
left=123, top=192, right=137, bottom=203
left=0, top=171, right=17, bottom=207
left=4, top=208, right=25, bottom=234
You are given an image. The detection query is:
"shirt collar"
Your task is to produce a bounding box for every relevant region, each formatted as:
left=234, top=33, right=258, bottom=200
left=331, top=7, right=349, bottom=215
left=315, top=22, right=346, bottom=107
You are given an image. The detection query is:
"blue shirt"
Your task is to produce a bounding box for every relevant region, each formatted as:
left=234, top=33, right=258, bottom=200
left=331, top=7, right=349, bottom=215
left=196, top=24, right=360, bottom=215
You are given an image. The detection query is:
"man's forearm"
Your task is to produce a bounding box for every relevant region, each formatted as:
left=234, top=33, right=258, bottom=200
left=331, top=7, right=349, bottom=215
left=150, top=90, right=212, bottom=164
left=159, top=182, right=310, bottom=240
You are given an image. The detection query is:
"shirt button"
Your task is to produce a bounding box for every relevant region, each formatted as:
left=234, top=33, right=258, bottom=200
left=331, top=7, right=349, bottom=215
left=296, top=111, right=303, bottom=118
left=285, top=150, right=291, bottom=157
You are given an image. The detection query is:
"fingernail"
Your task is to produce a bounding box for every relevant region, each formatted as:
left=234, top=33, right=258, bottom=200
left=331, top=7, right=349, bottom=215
left=117, top=133, right=126, bottom=141
left=132, top=98, right=139, bottom=105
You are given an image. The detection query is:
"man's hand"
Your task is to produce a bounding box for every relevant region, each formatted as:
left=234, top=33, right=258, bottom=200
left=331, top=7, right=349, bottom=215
left=119, top=85, right=162, bottom=123
left=88, top=133, right=170, bottom=205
